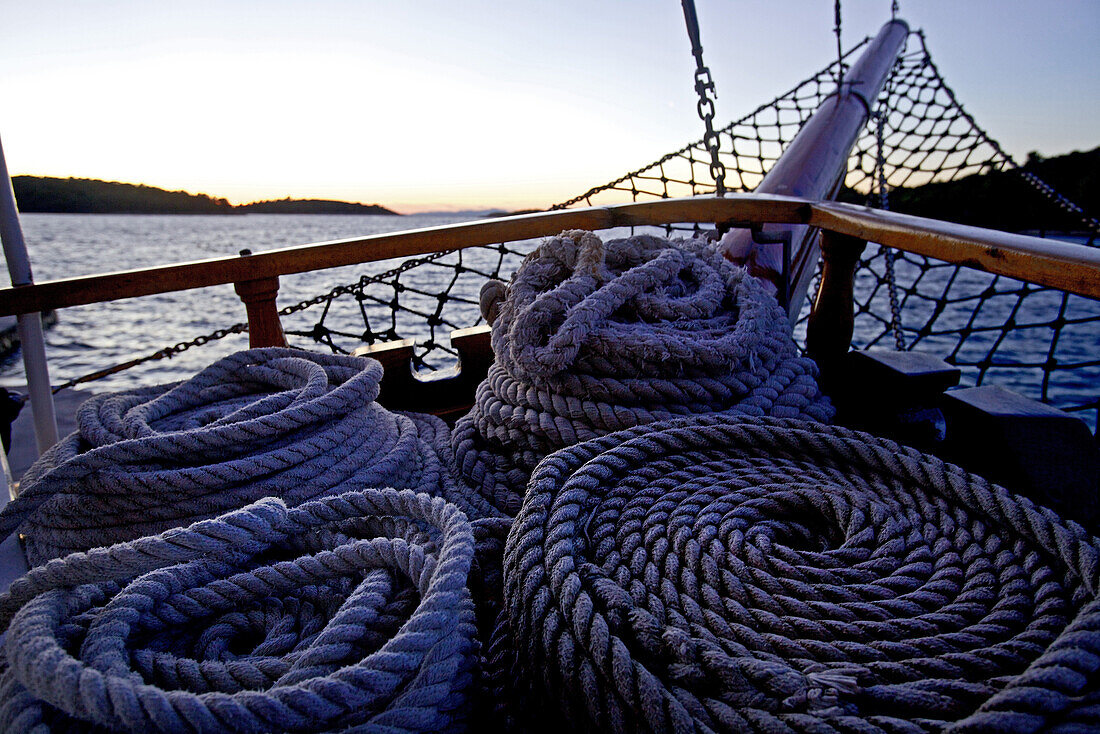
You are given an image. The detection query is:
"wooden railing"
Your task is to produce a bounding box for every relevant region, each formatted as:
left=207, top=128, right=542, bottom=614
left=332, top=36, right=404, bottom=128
left=1, top=195, right=1097, bottom=371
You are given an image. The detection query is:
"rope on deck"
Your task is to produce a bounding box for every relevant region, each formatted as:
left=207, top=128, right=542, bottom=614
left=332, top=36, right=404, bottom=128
left=0, top=488, right=477, bottom=733
left=0, top=347, right=483, bottom=565
left=502, top=415, right=1100, bottom=732
left=453, top=230, right=833, bottom=516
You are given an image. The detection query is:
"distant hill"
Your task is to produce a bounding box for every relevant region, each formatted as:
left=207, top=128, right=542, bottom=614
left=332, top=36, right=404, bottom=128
left=237, top=198, right=397, bottom=215
left=416, top=208, right=508, bottom=217
left=12, top=177, right=235, bottom=214
left=12, top=148, right=1097, bottom=228
left=488, top=148, right=1098, bottom=229
left=839, top=146, right=1099, bottom=233
left=485, top=208, right=541, bottom=218
left=12, top=177, right=399, bottom=215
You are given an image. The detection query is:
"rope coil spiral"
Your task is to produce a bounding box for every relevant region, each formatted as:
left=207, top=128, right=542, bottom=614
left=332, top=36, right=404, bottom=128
left=453, top=230, right=833, bottom=516
left=0, top=488, right=478, bottom=733
left=502, top=415, right=1100, bottom=732
left=2, top=348, right=477, bottom=565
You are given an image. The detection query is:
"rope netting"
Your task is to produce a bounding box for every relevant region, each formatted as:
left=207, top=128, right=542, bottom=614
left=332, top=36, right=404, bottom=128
left=548, top=31, right=1100, bottom=428
left=69, top=31, right=1098, bottom=428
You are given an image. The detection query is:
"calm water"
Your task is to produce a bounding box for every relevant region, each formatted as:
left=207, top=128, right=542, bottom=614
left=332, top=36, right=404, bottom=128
left=2, top=213, right=473, bottom=392
left=3, top=214, right=1097, bottom=428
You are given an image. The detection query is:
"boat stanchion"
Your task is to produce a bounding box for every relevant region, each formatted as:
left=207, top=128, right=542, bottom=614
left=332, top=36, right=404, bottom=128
left=233, top=260, right=287, bottom=348
left=806, top=229, right=867, bottom=383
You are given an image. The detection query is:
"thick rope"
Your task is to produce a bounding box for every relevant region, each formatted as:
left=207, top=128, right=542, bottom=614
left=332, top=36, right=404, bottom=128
left=502, top=414, right=1100, bottom=732
left=2, top=347, right=482, bottom=565
left=0, top=488, right=478, bottom=733
left=453, top=230, right=833, bottom=516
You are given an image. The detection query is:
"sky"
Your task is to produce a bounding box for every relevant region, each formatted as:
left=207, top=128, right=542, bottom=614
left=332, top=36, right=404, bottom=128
left=1, top=1, right=1096, bottom=213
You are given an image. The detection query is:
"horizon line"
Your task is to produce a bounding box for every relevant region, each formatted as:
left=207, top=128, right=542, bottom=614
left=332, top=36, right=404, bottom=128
left=9, top=173, right=560, bottom=215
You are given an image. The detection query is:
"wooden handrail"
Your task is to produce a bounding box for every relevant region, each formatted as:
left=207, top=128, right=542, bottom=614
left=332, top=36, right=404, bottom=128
left=0, top=194, right=1096, bottom=318
left=0, top=196, right=810, bottom=316
left=808, top=201, right=1100, bottom=299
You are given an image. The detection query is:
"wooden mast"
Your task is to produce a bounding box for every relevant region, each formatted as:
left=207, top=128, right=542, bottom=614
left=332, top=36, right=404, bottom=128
left=718, top=18, right=909, bottom=323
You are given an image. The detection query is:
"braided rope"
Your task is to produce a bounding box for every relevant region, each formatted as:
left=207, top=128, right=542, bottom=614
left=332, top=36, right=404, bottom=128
left=2, top=348, right=482, bottom=565
left=0, top=488, right=478, bottom=733
left=503, top=415, right=1100, bottom=733
left=453, top=231, right=833, bottom=516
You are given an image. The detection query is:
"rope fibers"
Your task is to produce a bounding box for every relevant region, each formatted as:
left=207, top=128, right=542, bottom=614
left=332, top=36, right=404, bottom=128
left=0, top=488, right=478, bottom=733
left=1, top=348, right=479, bottom=565
left=503, top=415, right=1100, bottom=733
left=453, top=230, right=833, bottom=516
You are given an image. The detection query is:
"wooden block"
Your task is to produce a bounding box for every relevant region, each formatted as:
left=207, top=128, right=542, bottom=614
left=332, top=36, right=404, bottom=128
left=353, top=339, right=416, bottom=371
left=350, top=329, right=493, bottom=423
left=829, top=349, right=961, bottom=449
left=939, top=386, right=1099, bottom=528
left=451, top=325, right=493, bottom=378
left=845, top=349, right=961, bottom=400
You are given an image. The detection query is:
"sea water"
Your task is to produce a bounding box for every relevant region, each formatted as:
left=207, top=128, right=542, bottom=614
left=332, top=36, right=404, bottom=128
left=1, top=213, right=469, bottom=392
left=2, top=214, right=1096, bottom=428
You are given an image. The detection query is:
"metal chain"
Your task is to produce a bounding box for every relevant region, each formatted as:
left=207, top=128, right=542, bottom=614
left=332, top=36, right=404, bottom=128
left=874, top=78, right=906, bottom=350
left=277, top=248, right=457, bottom=318
left=834, top=0, right=845, bottom=89
left=52, top=249, right=461, bottom=393
left=681, top=0, right=726, bottom=196
left=550, top=36, right=873, bottom=212
left=51, top=325, right=246, bottom=393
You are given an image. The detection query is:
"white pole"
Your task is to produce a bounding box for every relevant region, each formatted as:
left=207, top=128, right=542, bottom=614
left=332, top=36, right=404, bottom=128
left=0, top=446, right=29, bottom=589
left=0, top=134, right=58, bottom=457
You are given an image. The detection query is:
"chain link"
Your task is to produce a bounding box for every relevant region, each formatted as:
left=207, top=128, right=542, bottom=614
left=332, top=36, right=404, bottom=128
left=693, top=67, right=727, bottom=195
left=51, top=325, right=247, bottom=393
left=681, top=0, right=726, bottom=196
left=52, top=249, right=461, bottom=393
left=873, top=80, right=906, bottom=351
left=277, top=249, right=456, bottom=318
left=834, top=0, right=845, bottom=89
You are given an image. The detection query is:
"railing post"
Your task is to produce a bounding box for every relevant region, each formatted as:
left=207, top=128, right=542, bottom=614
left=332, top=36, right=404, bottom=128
left=233, top=275, right=287, bottom=348
left=806, top=230, right=866, bottom=377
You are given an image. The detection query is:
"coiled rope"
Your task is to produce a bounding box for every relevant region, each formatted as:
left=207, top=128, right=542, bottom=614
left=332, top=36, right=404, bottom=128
left=2, top=347, right=479, bottom=565
left=0, top=488, right=478, bottom=733
left=503, top=415, right=1100, bottom=732
left=453, top=230, right=833, bottom=515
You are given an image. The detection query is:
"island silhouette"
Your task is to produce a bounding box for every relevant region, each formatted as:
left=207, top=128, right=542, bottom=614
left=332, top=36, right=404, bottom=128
left=10, top=146, right=1097, bottom=232
left=11, top=177, right=398, bottom=215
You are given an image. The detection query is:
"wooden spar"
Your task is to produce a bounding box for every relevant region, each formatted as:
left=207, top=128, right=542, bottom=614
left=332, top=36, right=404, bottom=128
left=718, top=18, right=909, bottom=323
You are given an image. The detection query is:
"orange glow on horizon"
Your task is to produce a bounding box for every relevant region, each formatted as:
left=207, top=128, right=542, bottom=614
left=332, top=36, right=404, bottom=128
left=9, top=170, right=586, bottom=215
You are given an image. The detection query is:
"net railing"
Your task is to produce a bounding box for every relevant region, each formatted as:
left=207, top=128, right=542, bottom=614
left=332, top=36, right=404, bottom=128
left=60, top=31, right=1100, bottom=429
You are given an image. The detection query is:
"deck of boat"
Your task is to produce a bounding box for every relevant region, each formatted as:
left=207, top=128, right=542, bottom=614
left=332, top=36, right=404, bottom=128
left=4, top=385, right=90, bottom=481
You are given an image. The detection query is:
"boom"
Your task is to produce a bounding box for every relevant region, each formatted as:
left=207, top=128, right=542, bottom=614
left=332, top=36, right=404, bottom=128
left=719, top=18, right=909, bottom=321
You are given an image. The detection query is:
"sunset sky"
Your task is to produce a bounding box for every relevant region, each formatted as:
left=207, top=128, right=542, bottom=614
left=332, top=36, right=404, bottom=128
left=1, top=1, right=1096, bottom=213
